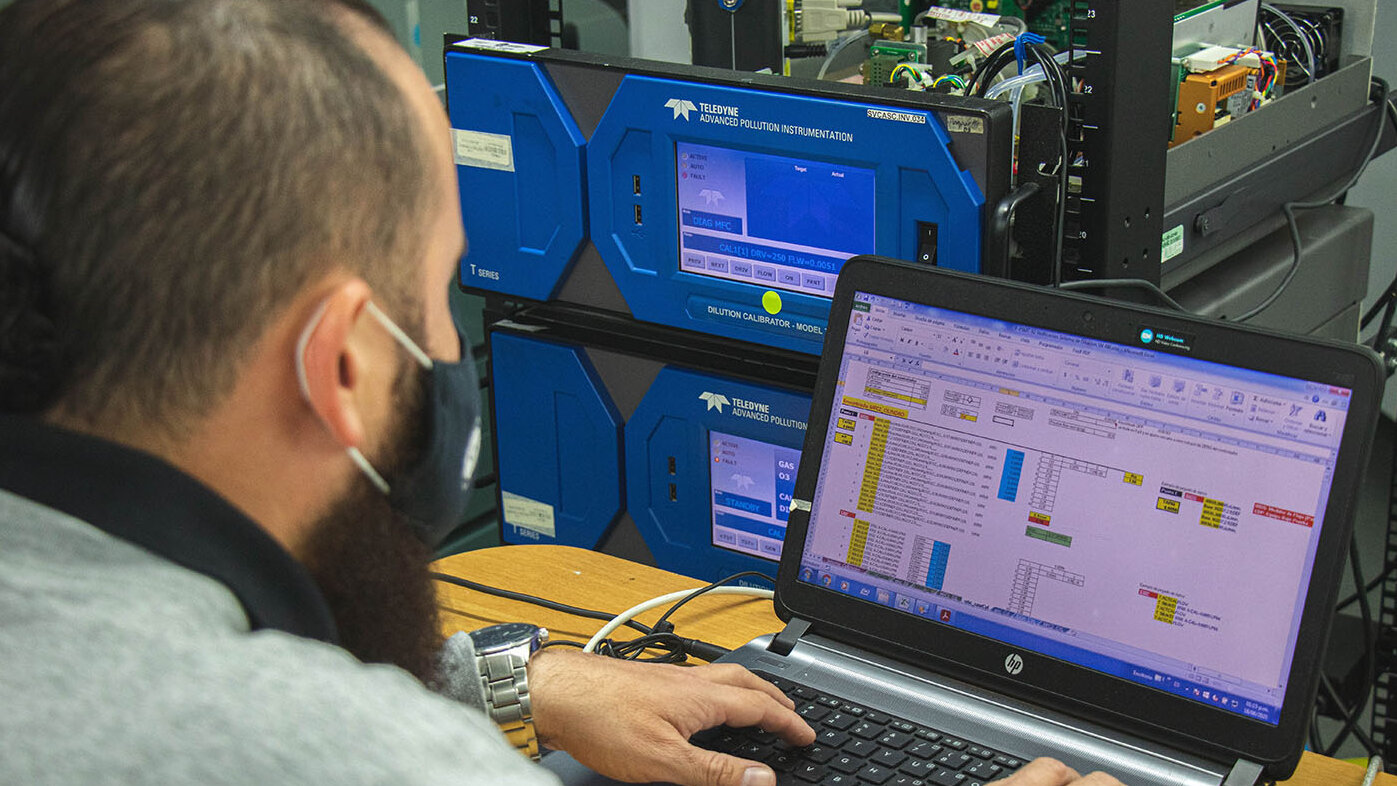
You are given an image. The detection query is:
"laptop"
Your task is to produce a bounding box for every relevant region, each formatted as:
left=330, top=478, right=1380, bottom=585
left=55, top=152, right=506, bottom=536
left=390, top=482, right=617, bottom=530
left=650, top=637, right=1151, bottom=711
left=546, top=256, right=1383, bottom=786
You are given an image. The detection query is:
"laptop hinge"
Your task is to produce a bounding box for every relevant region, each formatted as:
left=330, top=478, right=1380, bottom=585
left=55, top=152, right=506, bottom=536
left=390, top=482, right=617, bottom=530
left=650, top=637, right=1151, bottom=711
left=1220, top=759, right=1263, bottom=786
left=767, top=618, right=812, bottom=656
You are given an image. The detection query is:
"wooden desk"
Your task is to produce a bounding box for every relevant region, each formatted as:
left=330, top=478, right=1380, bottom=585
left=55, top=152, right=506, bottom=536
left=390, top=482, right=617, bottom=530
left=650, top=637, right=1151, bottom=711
left=434, top=545, right=1389, bottom=786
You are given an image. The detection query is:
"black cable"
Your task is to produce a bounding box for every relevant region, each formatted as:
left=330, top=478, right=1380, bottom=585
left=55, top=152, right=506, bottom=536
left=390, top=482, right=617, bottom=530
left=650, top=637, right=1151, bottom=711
left=1234, top=77, right=1389, bottom=322
left=1057, top=278, right=1187, bottom=312
left=649, top=571, right=776, bottom=635
left=430, top=572, right=654, bottom=635
left=1320, top=674, right=1380, bottom=756
left=1322, top=536, right=1379, bottom=757
left=1338, top=562, right=1395, bottom=612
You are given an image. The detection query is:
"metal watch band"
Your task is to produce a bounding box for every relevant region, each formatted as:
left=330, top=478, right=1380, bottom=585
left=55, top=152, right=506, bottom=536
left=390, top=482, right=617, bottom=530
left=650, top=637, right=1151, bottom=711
left=479, top=650, right=539, bottom=761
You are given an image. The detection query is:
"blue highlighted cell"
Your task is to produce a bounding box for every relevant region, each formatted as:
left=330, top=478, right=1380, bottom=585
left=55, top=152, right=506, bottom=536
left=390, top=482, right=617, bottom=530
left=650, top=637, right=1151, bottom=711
left=714, top=491, right=772, bottom=517
left=926, top=541, right=950, bottom=590
left=998, top=449, right=1025, bottom=502
left=681, top=232, right=848, bottom=274
left=714, top=511, right=785, bottom=542
left=681, top=208, right=744, bottom=234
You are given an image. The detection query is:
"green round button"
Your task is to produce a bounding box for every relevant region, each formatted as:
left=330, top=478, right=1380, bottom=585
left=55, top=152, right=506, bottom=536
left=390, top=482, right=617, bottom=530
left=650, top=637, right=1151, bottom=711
left=762, top=290, right=782, bottom=315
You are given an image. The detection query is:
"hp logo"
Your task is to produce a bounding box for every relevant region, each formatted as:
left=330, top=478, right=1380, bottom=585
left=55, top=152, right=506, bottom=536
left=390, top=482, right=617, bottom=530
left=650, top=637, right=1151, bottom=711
left=1004, top=653, right=1025, bottom=676
left=1139, top=328, right=1155, bottom=344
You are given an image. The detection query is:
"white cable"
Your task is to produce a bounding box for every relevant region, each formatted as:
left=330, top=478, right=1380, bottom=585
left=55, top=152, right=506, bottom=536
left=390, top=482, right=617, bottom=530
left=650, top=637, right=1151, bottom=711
left=582, top=587, right=774, bottom=653
left=1361, top=755, right=1383, bottom=786
left=816, top=28, right=870, bottom=80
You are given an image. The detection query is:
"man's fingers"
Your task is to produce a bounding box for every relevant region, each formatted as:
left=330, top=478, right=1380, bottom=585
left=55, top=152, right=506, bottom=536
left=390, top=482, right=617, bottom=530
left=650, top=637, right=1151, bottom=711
left=708, top=684, right=816, bottom=747
left=680, top=746, right=777, bottom=786
left=698, top=663, right=796, bottom=710
left=993, top=757, right=1082, bottom=785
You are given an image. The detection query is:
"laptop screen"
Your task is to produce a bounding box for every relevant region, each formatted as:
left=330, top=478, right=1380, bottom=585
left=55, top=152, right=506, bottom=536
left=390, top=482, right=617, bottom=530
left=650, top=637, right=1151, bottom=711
left=797, top=291, right=1352, bottom=726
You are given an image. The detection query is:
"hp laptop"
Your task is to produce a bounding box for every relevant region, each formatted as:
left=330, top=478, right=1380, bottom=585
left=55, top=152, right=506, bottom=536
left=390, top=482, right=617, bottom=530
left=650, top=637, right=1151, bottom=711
left=547, top=256, right=1383, bottom=786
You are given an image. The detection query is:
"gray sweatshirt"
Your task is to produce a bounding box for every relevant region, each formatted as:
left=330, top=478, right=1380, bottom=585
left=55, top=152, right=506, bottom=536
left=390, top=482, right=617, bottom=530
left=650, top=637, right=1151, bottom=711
left=0, top=486, right=560, bottom=785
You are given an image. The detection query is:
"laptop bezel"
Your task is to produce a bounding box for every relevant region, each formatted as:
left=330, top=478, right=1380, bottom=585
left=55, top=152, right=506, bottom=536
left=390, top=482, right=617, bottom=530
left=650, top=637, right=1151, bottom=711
left=775, top=256, right=1383, bottom=776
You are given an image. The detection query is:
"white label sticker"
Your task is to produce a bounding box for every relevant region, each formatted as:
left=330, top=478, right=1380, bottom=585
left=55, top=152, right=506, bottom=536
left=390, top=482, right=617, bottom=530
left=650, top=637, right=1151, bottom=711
left=970, top=32, right=1016, bottom=57
left=945, top=115, right=985, bottom=134
left=451, top=37, right=548, bottom=54
left=452, top=129, right=515, bottom=172
left=502, top=491, right=556, bottom=538
left=1162, top=224, right=1185, bottom=262
left=921, top=5, right=1001, bottom=28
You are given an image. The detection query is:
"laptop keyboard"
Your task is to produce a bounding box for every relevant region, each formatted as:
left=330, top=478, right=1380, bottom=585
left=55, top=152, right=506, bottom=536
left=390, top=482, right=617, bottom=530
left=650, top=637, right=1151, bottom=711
left=693, top=671, right=1025, bottom=786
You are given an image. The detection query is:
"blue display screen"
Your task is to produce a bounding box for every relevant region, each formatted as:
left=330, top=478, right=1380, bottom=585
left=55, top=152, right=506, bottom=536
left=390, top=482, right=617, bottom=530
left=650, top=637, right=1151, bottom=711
left=709, top=430, right=802, bottom=561
left=677, top=141, right=876, bottom=298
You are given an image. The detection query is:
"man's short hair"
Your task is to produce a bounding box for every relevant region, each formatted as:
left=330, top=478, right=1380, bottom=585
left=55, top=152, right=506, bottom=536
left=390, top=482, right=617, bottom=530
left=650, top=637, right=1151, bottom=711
left=0, top=0, right=433, bottom=433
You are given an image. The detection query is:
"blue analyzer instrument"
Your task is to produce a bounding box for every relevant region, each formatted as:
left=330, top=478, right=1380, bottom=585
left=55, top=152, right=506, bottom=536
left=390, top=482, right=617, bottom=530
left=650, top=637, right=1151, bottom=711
left=489, top=320, right=813, bottom=581
left=445, top=39, right=1012, bottom=354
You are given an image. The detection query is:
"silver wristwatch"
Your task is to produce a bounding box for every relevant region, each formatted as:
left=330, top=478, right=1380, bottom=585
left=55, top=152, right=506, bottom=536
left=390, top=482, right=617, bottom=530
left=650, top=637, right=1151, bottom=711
left=468, top=623, right=548, bottom=761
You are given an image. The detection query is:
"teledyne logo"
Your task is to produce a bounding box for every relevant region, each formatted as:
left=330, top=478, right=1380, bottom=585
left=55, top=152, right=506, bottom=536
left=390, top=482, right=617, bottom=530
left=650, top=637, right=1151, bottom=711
left=698, top=392, right=730, bottom=413
left=1004, top=652, right=1025, bottom=675
left=665, top=98, right=698, bottom=121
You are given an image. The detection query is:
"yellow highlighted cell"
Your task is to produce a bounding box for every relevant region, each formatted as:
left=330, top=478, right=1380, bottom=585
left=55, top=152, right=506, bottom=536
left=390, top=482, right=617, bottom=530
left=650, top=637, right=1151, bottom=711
left=837, top=417, right=857, bottom=431
left=834, top=432, right=853, bottom=445
left=1156, top=498, right=1180, bottom=513
left=1154, top=595, right=1178, bottom=624
left=1123, top=472, right=1144, bottom=486
left=841, top=396, right=909, bottom=419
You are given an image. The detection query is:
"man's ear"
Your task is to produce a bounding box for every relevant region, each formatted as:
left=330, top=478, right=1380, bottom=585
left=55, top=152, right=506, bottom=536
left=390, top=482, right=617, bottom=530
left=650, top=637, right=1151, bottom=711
left=294, top=279, right=376, bottom=450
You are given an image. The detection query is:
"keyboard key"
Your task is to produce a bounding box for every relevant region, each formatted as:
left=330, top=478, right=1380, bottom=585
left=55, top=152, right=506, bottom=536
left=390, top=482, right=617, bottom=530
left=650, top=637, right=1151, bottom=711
left=890, top=777, right=927, bottom=786
left=915, top=729, right=942, bottom=742
left=850, top=720, right=884, bottom=740
left=863, top=710, right=891, bottom=724
left=927, top=769, right=964, bottom=786
left=792, top=686, right=817, bottom=700
left=890, top=720, right=918, bottom=734
left=820, top=775, right=858, bottom=786
left=735, top=741, right=768, bottom=759
left=804, top=744, right=838, bottom=764
left=993, top=755, right=1023, bottom=770
left=824, top=713, right=857, bottom=731
left=899, top=758, right=935, bottom=778
left=964, top=761, right=1003, bottom=779
left=935, top=751, right=972, bottom=770
left=941, top=737, right=968, bottom=751
left=844, top=739, right=879, bottom=758
left=793, top=763, right=826, bottom=783
left=817, top=696, right=842, bottom=708
left=873, top=748, right=908, bottom=768
left=798, top=704, right=831, bottom=722
left=966, top=745, right=994, bottom=760
left=830, top=755, right=862, bottom=774
left=877, top=731, right=913, bottom=749
left=817, top=730, right=850, bottom=747
left=747, top=729, right=777, bottom=745
left=907, top=741, right=941, bottom=759
left=771, top=751, right=800, bottom=773
left=857, top=764, right=896, bottom=785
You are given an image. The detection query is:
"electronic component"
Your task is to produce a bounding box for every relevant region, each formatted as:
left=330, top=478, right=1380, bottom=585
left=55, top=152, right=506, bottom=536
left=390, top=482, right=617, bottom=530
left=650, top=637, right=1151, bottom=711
left=861, top=40, right=927, bottom=86
left=445, top=40, right=1011, bottom=355
left=489, top=322, right=814, bottom=581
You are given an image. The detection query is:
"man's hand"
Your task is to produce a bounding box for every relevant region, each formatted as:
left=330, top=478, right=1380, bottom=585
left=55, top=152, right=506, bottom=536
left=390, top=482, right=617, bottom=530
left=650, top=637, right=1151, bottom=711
left=528, top=648, right=815, bottom=786
left=993, top=758, right=1125, bottom=786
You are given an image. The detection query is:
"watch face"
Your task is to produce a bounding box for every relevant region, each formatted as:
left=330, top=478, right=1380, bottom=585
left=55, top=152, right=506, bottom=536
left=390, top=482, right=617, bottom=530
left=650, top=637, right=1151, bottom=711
left=469, top=622, right=543, bottom=653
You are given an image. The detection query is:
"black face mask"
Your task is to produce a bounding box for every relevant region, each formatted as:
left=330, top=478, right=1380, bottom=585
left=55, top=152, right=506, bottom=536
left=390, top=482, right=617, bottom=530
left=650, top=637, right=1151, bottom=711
left=297, top=301, right=481, bottom=549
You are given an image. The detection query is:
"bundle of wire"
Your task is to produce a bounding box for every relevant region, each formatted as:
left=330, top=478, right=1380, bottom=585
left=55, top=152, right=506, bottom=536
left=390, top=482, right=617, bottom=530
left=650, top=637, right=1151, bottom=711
left=433, top=571, right=774, bottom=664
left=1216, top=47, right=1280, bottom=111
left=967, top=34, right=1070, bottom=286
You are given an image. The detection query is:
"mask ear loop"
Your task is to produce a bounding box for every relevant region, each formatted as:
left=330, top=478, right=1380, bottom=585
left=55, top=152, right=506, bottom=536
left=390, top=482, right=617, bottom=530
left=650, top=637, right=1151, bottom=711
left=294, top=298, right=391, bottom=495
left=364, top=301, right=433, bottom=370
